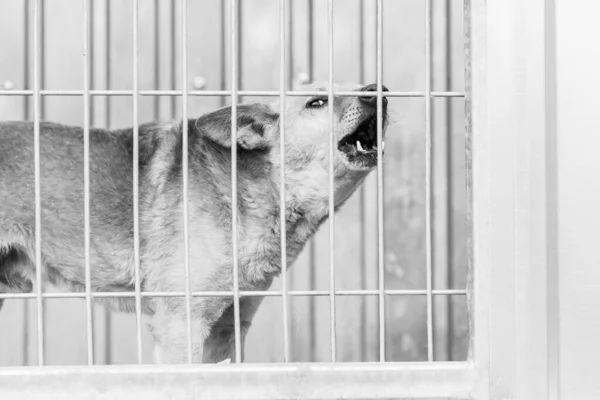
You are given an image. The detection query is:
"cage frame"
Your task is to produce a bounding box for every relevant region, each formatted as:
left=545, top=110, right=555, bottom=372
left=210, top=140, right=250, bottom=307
left=0, top=0, right=558, bottom=398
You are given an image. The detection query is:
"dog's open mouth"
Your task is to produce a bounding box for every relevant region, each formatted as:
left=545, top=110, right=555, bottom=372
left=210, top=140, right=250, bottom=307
left=337, top=116, right=384, bottom=168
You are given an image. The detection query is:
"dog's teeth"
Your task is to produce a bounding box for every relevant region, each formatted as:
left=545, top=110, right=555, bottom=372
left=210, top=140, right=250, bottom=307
left=357, top=141, right=364, bottom=152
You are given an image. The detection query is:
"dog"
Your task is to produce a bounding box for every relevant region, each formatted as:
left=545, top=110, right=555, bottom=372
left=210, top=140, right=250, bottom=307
left=0, top=82, right=389, bottom=364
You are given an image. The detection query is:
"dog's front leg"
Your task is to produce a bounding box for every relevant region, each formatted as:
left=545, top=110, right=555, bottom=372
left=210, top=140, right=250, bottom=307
left=148, top=296, right=231, bottom=364
left=202, top=295, right=265, bottom=363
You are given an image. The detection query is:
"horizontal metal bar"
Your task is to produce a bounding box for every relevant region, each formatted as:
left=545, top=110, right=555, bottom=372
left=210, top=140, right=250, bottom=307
left=0, top=89, right=465, bottom=98
left=0, top=362, right=475, bottom=400
left=0, top=90, right=132, bottom=96
left=0, top=289, right=467, bottom=299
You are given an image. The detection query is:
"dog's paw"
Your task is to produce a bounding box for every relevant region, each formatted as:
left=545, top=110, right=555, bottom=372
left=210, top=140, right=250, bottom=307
left=218, top=358, right=231, bottom=364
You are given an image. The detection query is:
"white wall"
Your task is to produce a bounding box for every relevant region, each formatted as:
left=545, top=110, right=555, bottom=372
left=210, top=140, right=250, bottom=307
left=555, top=1, right=600, bottom=399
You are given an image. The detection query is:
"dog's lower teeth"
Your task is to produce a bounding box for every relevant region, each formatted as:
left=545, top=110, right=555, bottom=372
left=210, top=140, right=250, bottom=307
left=357, top=141, right=364, bottom=152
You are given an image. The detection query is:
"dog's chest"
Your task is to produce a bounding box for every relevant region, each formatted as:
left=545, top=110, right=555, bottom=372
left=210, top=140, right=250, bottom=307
left=236, top=212, right=317, bottom=286
left=236, top=213, right=282, bottom=283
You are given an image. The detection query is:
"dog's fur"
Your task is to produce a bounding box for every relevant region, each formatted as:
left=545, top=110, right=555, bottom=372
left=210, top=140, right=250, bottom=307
left=0, top=82, right=388, bottom=363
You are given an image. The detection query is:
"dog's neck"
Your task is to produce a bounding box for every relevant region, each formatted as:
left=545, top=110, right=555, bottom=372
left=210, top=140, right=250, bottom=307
left=187, top=137, right=369, bottom=279
left=277, top=164, right=369, bottom=248
left=269, top=145, right=369, bottom=225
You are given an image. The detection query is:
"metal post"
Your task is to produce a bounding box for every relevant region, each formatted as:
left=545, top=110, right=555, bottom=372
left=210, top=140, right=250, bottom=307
left=306, top=0, right=317, bottom=362
left=279, top=0, right=290, bottom=363
left=181, top=0, right=194, bottom=364
left=104, top=0, right=112, bottom=365
left=230, top=0, right=242, bottom=364
left=82, top=0, right=94, bottom=366
left=132, top=0, right=143, bottom=364
left=358, top=0, right=367, bottom=362
left=22, top=0, right=31, bottom=367
left=425, top=0, right=434, bottom=362
left=327, top=0, right=337, bottom=363
left=376, top=0, right=386, bottom=363
left=32, top=0, right=44, bottom=366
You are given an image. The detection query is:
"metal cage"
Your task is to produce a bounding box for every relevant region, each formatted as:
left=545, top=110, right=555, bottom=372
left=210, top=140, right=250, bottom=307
left=0, top=0, right=574, bottom=398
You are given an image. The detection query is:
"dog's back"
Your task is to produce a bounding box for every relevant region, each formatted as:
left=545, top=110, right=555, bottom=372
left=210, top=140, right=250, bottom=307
left=0, top=118, right=278, bottom=303
left=0, top=121, right=141, bottom=297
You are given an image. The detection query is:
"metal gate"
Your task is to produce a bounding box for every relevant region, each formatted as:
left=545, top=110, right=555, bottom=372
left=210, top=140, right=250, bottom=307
left=0, top=0, right=566, bottom=398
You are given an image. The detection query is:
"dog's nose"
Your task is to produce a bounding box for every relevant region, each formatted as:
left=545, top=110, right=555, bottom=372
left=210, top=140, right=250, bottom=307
left=360, top=83, right=389, bottom=107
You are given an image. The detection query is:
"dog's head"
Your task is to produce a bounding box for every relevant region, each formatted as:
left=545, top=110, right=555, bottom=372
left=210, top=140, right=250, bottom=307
left=194, top=81, right=389, bottom=208
left=273, top=81, right=389, bottom=209
left=278, top=81, right=389, bottom=172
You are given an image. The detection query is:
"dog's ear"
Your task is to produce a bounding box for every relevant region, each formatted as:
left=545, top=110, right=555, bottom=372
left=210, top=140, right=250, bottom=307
left=195, top=103, right=279, bottom=150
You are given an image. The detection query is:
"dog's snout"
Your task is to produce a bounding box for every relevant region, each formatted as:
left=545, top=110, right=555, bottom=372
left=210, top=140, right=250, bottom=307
left=359, top=83, right=389, bottom=107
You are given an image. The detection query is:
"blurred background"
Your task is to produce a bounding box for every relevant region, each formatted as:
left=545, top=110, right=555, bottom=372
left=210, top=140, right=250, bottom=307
left=0, top=0, right=466, bottom=365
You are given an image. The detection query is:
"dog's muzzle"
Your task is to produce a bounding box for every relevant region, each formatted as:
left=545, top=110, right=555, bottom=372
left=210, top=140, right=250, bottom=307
left=337, top=84, right=389, bottom=169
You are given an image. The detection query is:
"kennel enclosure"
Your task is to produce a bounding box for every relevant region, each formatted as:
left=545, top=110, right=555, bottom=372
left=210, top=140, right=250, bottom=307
left=1, top=0, right=599, bottom=399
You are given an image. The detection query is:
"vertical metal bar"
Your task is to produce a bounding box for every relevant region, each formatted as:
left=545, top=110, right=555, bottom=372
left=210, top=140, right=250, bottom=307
left=466, top=0, right=491, bottom=397
left=358, top=0, right=367, bottom=363
left=425, top=0, right=435, bottom=362
left=376, top=0, right=386, bottom=363
left=431, top=0, right=449, bottom=363
left=466, top=0, right=491, bottom=395
left=287, top=0, right=294, bottom=90
left=545, top=1, right=559, bottom=398
left=286, top=0, right=294, bottom=359
left=279, top=0, right=290, bottom=363
left=153, top=0, right=160, bottom=119
left=39, top=0, right=45, bottom=119
left=170, top=1, right=176, bottom=118
left=327, top=0, right=337, bottom=363
left=219, top=0, right=226, bottom=108
left=83, top=0, right=94, bottom=366
left=32, top=0, right=44, bottom=367
left=230, top=0, right=242, bottom=364
left=132, top=0, right=144, bottom=364
left=23, top=0, right=31, bottom=367
left=89, top=0, right=95, bottom=128
left=306, top=0, right=317, bottom=363
left=307, top=0, right=314, bottom=83
left=181, top=0, right=194, bottom=364
left=24, top=0, right=31, bottom=120
left=444, top=0, right=455, bottom=361
left=236, top=0, right=242, bottom=95
left=105, top=0, right=111, bottom=129
left=104, top=0, right=112, bottom=365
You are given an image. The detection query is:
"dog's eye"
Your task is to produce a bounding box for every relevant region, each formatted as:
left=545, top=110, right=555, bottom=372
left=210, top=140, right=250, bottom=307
left=306, top=98, right=328, bottom=108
